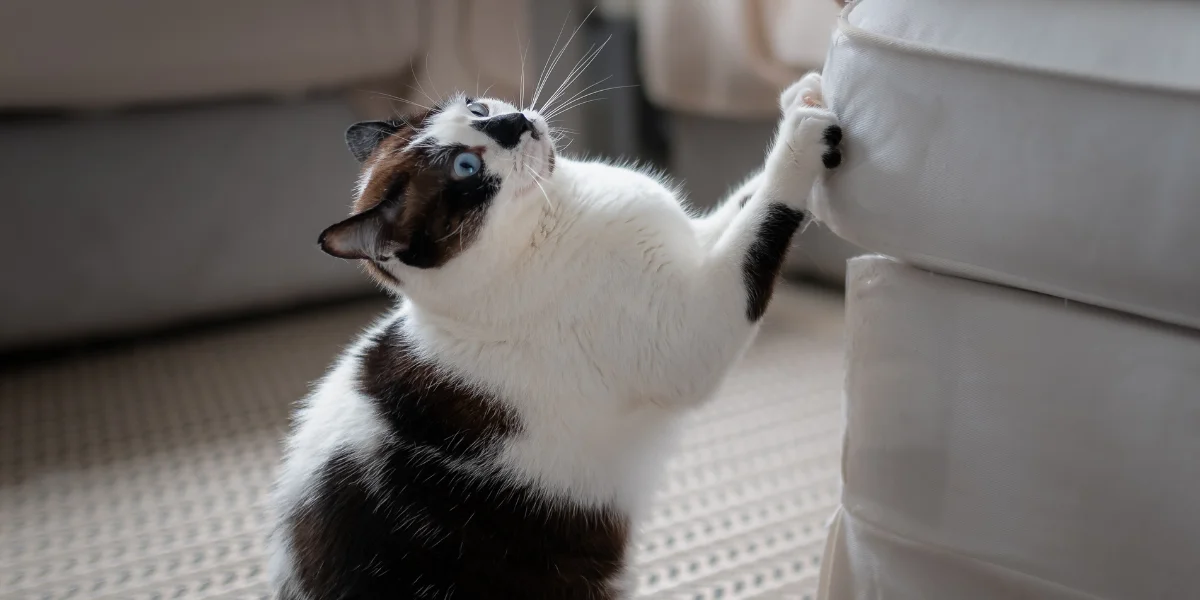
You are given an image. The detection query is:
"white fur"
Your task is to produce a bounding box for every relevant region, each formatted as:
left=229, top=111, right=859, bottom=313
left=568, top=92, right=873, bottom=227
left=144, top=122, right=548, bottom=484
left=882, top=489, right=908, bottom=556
left=270, top=74, right=839, bottom=595
left=267, top=314, right=397, bottom=597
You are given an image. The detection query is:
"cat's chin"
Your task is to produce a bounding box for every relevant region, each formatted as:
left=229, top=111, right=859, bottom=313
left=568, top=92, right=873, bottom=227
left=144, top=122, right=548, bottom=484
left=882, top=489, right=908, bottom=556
left=515, top=145, right=555, bottom=191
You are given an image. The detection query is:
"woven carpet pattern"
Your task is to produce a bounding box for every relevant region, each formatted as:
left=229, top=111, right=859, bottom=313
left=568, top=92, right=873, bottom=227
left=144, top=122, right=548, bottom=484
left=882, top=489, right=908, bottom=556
left=0, top=285, right=844, bottom=600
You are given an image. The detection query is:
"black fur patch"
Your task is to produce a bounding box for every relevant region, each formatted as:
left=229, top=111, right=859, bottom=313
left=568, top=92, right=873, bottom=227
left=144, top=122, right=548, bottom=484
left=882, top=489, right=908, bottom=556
left=279, top=319, right=631, bottom=600
left=821, top=125, right=843, bottom=169
left=742, top=204, right=806, bottom=321
left=394, top=144, right=501, bottom=269
left=359, top=320, right=518, bottom=459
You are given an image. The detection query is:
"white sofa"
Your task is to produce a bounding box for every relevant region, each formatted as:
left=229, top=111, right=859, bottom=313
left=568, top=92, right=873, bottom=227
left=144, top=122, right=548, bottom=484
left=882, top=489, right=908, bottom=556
left=816, top=1, right=1200, bottom=598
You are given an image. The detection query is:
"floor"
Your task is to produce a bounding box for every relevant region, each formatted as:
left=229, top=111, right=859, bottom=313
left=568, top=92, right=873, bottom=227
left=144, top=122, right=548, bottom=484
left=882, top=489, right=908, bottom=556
left=0, top=284, right=846, bottom=600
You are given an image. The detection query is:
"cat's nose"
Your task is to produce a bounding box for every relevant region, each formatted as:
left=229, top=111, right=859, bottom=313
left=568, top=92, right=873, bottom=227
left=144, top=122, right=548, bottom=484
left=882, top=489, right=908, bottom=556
left=474, top=113, right=535, bottom=149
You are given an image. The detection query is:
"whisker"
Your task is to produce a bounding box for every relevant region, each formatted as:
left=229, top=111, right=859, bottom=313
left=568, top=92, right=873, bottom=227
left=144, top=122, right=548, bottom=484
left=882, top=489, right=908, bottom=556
left=368, top=90, right=434, bottom=113
left=531, top=11, right=573, bottom=109
left=424, top=53, right=444, bottom=103
left=389, top=109, right=417, bottom=131
left=545, top=96, right=611, bottom=121
left=515, top=23, right=529, bottom=108
left=409, top=62, right=437, bottom=106
left=539, top=42, right=602, bottom=114
left=527, top=166, right=554, bottom=212
left=544, top=83, right=637, bottom=120
left=545, top=75, right=611, bottom=113
left=553, top=77, right=635, bottom=109
left=532, top=7, right=597, bottom=111
left=437, top=220, right=468, bottom=243
left=540, top=36, right=611, bottom=115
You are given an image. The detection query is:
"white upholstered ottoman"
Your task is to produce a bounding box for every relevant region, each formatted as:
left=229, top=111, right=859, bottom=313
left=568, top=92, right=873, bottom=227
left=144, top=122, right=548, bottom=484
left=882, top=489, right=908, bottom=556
left=815, top=1, right=1200, bottom=598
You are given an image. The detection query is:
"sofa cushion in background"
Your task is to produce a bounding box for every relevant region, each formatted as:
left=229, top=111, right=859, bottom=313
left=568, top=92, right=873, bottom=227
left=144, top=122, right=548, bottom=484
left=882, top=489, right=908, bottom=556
left=0, top=0, right=422, bottom=110
left=0, top=99, right=370, bottom=348
left=0, top=0, right=537, bottom=349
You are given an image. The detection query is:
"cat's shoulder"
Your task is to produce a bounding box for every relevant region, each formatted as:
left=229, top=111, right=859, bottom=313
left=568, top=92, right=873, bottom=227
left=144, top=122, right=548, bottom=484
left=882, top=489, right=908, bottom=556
left=559, top=156, right=682, bottom=202
left=553, top=156, right=692, bottom=233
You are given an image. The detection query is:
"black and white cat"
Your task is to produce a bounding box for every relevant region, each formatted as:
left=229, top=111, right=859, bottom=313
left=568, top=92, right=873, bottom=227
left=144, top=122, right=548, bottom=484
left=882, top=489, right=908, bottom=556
left=268, top=72, right=842, bottom=599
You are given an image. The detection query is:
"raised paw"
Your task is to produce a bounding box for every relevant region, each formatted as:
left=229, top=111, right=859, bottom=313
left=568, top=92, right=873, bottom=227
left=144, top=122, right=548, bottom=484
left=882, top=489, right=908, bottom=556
left=784, top=105, right=842, bottom=170
left=780, top=71, right=825, bottom=113
left=760, top=106, right=843, bottom=211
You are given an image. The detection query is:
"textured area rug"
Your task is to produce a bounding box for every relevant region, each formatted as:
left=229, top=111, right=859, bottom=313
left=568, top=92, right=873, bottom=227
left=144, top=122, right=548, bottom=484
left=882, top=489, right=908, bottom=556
left=0, top=285, right=844, bottom=600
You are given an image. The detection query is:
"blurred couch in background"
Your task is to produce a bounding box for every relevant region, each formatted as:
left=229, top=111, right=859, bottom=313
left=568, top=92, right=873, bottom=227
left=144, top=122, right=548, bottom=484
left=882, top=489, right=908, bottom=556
left=0, top=0, right=855, bottom=351
left=0, top=0, right=537, bottom=350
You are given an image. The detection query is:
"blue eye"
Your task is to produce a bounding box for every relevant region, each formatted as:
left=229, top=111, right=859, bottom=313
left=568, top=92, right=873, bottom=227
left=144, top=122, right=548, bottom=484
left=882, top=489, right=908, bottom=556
left=451, top=152, right=482, bottom=179
left=467, top=101, right=489, bottom=117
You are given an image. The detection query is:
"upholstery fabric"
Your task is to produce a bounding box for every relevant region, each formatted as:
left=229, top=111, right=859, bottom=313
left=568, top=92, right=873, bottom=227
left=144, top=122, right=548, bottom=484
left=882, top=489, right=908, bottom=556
left=823, top=256, right=1200, bottom=600
left=816, top=0, right=1200, bottom=329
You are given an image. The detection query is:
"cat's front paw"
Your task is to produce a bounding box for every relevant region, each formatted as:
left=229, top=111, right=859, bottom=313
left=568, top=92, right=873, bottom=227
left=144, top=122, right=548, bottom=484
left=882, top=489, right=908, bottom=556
left=761, top=106, right=842, bottom=210
left=779, top=72, right=841, bottom=169
left=790, top=107, right=842, bottom=169
left=780, top=71, right=826, bottom=112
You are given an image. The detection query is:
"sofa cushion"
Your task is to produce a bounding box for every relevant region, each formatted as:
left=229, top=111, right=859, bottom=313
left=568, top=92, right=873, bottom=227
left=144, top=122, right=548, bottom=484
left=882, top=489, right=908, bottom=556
left=817, top=0, right=1200, bottom=329
left=0, top=99, right=371, bottom=348
left=0, top=0, right=422, bottom=109
left=824, top=255, right=1200, bottom=600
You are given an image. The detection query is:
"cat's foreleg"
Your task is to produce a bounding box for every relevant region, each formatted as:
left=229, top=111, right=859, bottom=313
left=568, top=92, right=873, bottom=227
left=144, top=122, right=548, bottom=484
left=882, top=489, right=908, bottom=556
left=692, top=171, right=765, bottom=249
left=703, top=74, right=842, bottom=322
left=691, top=72, right=836, bottom=250
left=652, top=74, right=841, bottom=409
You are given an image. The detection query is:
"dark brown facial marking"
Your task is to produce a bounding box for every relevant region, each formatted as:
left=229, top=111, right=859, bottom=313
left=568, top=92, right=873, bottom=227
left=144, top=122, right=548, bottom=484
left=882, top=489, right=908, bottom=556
left=318, top=106, right=502, bottom=281
left=279, top=318, right=632, bottom=599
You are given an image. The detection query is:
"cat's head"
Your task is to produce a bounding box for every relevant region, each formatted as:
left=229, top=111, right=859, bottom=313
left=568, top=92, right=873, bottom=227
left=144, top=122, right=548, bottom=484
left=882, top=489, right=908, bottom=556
left=318, top=94, right=555, bottom=299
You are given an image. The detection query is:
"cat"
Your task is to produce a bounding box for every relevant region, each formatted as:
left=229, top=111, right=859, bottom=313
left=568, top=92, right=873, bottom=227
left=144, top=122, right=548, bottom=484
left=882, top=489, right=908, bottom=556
left=267, top=72, right=842, bottom=600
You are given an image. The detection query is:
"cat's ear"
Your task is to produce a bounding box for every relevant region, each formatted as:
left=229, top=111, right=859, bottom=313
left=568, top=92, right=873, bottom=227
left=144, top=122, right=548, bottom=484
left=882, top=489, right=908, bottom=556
left=345, top=120, right=401, bottom=163
left=318, top=193, right=407, bottom=261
